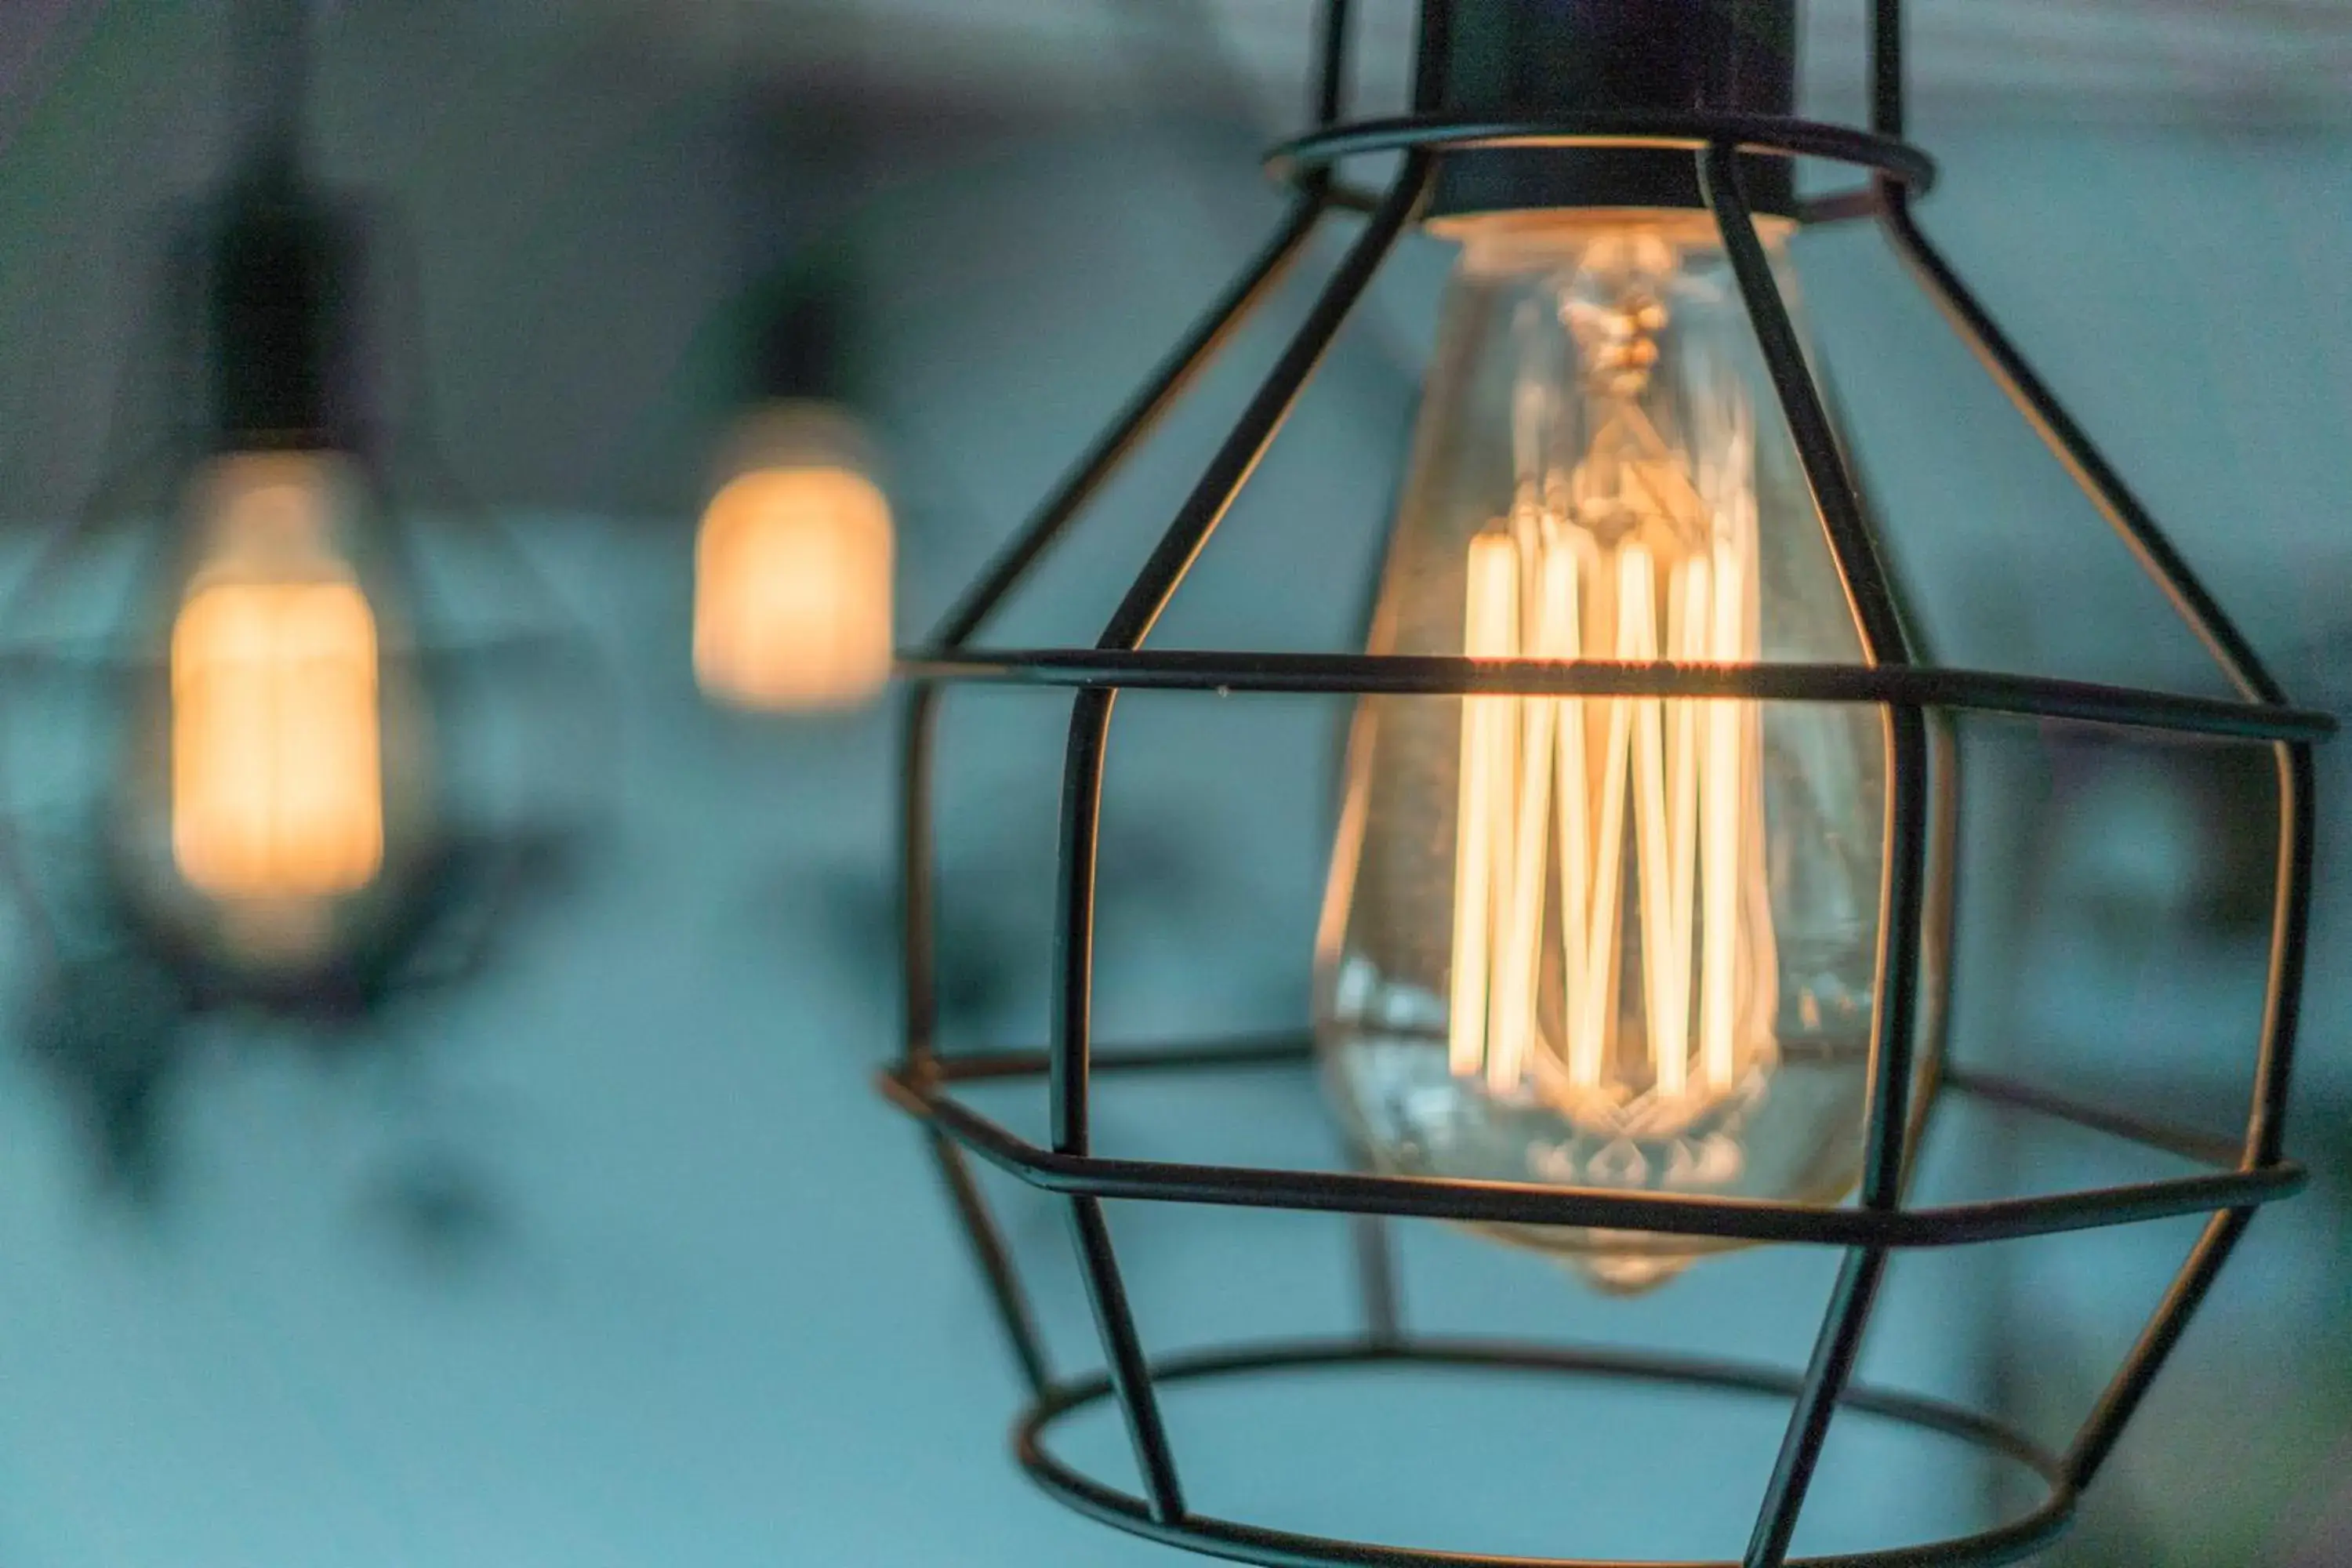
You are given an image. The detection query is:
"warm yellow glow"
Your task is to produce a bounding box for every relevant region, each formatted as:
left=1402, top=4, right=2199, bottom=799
left=172, top=579, right=383, bottom=898
left=1316, top=218, right=1880, bottom=1290
left=1446, top=408, right=1776, bottom=1134
left=1447, top=535, right=1515, bottom=1082
left=694, top=463, right=895, bottom=711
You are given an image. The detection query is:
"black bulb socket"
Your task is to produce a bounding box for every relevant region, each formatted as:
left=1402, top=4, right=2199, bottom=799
left=1422, top=0, right=1800, bottom=225
left=206, top=175, right=361, bottom=452
left=750, top=285, right=850, bottom=408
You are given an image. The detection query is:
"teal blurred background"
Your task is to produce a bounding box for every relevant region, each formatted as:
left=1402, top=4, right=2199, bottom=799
left=0, top=2, right=2347, bottom=1563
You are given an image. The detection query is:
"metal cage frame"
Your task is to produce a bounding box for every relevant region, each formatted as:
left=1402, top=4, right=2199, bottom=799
left=0, top=186, right=612, bottom=1020
left=880, top=2, right=2330, bottom=1564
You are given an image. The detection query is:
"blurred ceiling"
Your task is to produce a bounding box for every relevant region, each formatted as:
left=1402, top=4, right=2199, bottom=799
left=1, top=0, right=2347, bottom=528
left=633, top=0, right=2352, bottom=128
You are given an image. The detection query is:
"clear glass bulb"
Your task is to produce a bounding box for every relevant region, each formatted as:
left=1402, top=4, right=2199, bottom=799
left=115, top=450, right=433, bottom=976
left=694, top=401, right=896, bottom=713
left=1316, top=212, right=1887, bottom=1293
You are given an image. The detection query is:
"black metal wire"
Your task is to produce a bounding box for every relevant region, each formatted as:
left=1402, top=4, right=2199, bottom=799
left=2061, top=1207, right=2245, bottom=1489
left=1871, top=0, right=1905, bottom=141
left=1351, top=1214, right=1403, bottom=1348
left=1015, top=1339, right=2074, bottom=1568
left=1824, top=358, right=1955, bottom=1203
left=1937, top=1066, right=2243, bottom=1169
left=234, top=0, right=313, bottom=177
left=1410, top=0, right=1451, bottom=114
left=924, top=1031, right=1313, bottom=1085
left=1098, top=183, right=1428, bottom=654
left=1874, top=239, right=2278, bottom=710
left=883, top=1065, right=2303, bottom=1249
left=899, top=194, right=1325, bottom=1062
left=1858, top=0, right=2319, bottom=1506
left=1051, top=160, right=1428, bottom=1151
left=914, top=1034, right=2263, bottom=1174
left=2246, top=745, right=2316, bottom=1168
left=1702, top=136, right=1931, bottom=1568
left=892, top=651, right=2332, bottom=744
left=1047, top=155, right=1432, bottom=1531
left=892, top=0, right=1360, bottom=1399
left=1069, top=1195, right=1186, bottom=1523
left=1312, top=0, right=1352, bottom=128
left=1264, top=111, right=1936, bottom=219
left=924, top=1129, right=1054, bottom=1398
left=884, top=0, right=2328, bottom=1562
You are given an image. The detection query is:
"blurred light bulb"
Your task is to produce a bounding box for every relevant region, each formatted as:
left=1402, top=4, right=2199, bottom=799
left=125, top=451, right=427, bottom=971
left=173, top=578, right=380, bottom=896
left=694, top=401, right=895, bottom=712
left=1317, top=213, right=1886, bottom=1293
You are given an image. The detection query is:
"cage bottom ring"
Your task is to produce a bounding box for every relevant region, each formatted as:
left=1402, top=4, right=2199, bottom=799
left=1014, top=1335, right=2074, bottom=1568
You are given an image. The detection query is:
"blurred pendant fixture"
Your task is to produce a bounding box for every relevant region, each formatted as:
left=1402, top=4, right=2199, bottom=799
left=0, top=0, right=600, bottom=1014
left=694, top=289, right=895, bottom=712
left=692, top=31, right=895, bottom=717
left=129, top=176, right=427, bottom=979
left=884, top=0, right=2325, bottom=1564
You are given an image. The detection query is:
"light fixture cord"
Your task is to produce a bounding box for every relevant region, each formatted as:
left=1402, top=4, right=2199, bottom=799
left=234, top=0, right=317, bottom=184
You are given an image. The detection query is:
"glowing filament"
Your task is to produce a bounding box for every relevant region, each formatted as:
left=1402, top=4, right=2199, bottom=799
left=1447, top=509, right=1773, bottom=1124
left=172, top=581, right=383, bottom=898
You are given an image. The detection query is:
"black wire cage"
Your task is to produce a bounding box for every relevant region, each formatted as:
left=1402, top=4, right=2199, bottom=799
left=880, top=2, right=2330, bottom=1564
left=0, top=35, right=610, bottom=1027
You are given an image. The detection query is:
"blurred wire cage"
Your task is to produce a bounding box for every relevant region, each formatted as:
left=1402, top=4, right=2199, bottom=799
left=880, top=0, right=2328, bottom=1564
left=0, top=8, right=608, bottom=1029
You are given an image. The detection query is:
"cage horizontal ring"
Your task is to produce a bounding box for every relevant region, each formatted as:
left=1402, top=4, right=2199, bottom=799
left=1016, top=1337, right=2072, bottom=1568
left=1262, top=111, right=1936, bottom=220
left=880, top=1061, right=2307, bottom=1249
left=893, top=649, right=2334, bottom=744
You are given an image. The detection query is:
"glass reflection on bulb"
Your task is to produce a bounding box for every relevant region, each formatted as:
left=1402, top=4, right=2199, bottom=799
left=120, top=450, right=429, bottom=974
left=1316, top=213, right=1886, bottom=1293
left=694, top=401, right=895, bottom=712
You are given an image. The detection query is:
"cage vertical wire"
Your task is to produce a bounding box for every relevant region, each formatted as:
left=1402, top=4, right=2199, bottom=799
left=880, top=1, right=2328, bottom=1563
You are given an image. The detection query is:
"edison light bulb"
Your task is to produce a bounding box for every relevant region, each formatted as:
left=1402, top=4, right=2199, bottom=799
left=1316, top=213, right=1886, bottom=1292
left=694, top=401, right=895, bottom=712
left=118, top=450, right=430, bottom=975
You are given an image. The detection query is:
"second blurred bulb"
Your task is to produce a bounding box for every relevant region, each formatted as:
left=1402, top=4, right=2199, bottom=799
left=695, top=400, right=894, bottom=711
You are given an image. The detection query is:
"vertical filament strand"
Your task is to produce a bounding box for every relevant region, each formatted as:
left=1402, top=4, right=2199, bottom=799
left=1450, top=518, right=1766, bottom=1125
left=1448, top=536, right=1519, bottom=1078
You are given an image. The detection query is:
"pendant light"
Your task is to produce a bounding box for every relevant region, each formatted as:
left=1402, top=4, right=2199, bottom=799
left=0, top=0, right=601, bottom=1015
left=693, top=287, right=895, bottom=713
left=884, top=1, right=2325, bottom=1564
left=691, top=26, right=895, bottom=716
